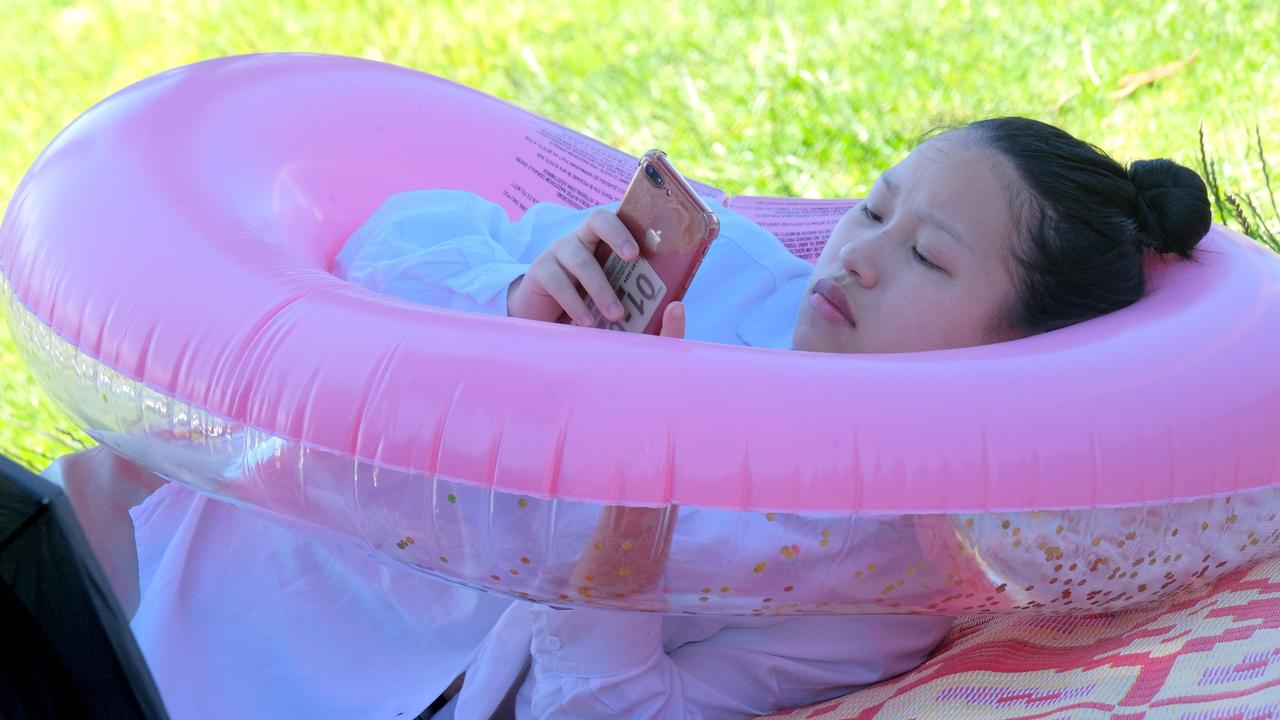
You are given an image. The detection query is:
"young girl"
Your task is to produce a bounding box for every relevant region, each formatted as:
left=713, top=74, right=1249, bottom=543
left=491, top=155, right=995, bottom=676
left=63, top=117, right=1210, bottom=719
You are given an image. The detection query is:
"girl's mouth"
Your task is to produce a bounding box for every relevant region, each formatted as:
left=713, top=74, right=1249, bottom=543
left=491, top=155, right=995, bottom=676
left=810, top=278, right=857, bottom=327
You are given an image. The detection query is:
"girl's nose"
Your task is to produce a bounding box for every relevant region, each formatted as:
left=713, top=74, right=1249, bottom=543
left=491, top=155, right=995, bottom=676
left=838, top=236, right=878, bottom=288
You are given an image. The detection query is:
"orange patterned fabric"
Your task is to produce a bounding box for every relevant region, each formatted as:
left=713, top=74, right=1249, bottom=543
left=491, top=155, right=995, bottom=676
left=761, top=553, right=1280, bottom=719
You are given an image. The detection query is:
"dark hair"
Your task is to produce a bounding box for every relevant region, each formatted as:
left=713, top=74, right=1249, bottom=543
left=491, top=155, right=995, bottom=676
left=964, top=117, right=1212, bottom=335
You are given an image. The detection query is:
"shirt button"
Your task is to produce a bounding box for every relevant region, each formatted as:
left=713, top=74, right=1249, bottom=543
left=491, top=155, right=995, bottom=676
left=544, top=635, right=563, bottom=652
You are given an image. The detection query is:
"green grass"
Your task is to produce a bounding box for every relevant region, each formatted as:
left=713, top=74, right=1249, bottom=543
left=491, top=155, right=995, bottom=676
left=2, top=0, right=1278, bottom=470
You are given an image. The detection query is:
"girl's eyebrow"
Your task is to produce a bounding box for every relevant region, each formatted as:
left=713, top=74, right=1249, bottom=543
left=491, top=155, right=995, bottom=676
left=880, top=173, right=974, bottom=257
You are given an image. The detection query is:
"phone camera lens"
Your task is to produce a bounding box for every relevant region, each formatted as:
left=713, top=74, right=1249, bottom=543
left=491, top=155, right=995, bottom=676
left=645, top=163, right=664, bottom=186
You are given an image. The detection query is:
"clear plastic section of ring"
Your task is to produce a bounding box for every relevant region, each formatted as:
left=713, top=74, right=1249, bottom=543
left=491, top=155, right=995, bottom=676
left=8, top=285, right=1279, bottom=616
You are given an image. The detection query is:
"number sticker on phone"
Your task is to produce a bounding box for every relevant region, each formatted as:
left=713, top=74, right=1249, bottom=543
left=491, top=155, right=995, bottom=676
left=585, top=253, right=669, bottom=333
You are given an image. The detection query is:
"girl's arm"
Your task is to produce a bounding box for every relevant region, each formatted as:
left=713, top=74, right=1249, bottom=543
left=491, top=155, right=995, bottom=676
left=335, top=190, right=595, bottom=316
left=337, top=190, right=686, bottom=334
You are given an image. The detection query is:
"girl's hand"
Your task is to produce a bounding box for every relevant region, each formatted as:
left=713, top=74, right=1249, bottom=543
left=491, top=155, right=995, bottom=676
left=507, top=209, right=639, bottom=325
left=505, top=209, right=689, bottom=339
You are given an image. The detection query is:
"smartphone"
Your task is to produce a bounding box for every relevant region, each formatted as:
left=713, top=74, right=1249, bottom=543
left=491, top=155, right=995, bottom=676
left=584, top=150, right=720, bottom=334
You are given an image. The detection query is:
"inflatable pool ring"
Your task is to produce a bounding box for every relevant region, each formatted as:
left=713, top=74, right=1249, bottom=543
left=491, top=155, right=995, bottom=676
left=3, top=53, right=1279, bottom=615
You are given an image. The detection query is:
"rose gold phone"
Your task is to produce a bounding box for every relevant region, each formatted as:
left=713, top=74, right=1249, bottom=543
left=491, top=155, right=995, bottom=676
left=585, top=150, right=720, bottom=334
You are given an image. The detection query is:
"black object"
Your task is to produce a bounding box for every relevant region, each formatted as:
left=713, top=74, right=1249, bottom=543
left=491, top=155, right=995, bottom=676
left=644, top=162, right=664, bottom=186
left=0, top=452, right=169, bottom=719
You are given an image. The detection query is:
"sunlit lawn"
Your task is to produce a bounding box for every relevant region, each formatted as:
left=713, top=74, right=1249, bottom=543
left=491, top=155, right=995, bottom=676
left=1, top=0, right=1277, bottom=469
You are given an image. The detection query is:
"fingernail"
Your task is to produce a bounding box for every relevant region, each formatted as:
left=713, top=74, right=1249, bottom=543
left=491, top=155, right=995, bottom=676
left=608, top=302, right=624, bottom=320
left=627, top=243, right=639, bottom=260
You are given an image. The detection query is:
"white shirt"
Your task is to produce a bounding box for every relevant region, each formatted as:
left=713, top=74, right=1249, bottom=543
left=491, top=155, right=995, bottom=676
left=126, top=190, right=952, bottom=719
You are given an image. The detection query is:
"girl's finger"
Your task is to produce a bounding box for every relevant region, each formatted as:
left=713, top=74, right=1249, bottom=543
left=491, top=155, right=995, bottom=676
left=580, top=209, right=640, bottom=262
left=557, top=242, right=625, bottom=323
left=535, top=265, right=596, bottom=326
left=659, top=301, right=686, bottom=339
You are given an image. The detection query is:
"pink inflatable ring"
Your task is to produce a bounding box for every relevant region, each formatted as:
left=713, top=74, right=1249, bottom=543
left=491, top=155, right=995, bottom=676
left=3, top=54, right=1279, bottom=615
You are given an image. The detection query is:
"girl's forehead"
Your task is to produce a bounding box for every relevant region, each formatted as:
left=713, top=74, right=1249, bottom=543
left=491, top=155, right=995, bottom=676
left=901, top=131, right=989, bottom=175
left=885, top=136, right=1010, bottom=207
left=892, top=135, right=1020, bottom=267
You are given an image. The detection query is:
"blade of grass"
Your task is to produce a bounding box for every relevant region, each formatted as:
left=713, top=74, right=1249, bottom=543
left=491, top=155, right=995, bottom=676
left=1256, top=125, right=1279, bottom=228
left=1199, top=123, right=1228, bottom=224
left=1240, top=192, right=1278, bottom=249
left=1225, top=192, right=1256, bottom=239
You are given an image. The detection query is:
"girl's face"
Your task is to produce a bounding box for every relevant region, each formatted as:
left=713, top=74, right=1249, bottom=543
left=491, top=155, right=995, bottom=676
left=792, top=131, right=1023, bottom=354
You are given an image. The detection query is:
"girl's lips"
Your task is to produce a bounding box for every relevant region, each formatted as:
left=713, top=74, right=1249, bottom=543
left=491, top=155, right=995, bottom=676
left=811, top=278, right=857, bottom=327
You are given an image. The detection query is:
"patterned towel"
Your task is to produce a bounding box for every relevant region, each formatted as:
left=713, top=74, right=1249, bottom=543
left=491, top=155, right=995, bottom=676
left=762, top=552, right=1280, bottom=719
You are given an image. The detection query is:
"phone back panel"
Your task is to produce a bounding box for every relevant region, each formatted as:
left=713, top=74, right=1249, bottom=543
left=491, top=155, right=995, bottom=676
left=592, top=151, right=719, bottom=334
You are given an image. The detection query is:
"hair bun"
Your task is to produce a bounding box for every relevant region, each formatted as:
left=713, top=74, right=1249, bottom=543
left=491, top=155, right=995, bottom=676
left=1127, top=159, right=1212, bottom=257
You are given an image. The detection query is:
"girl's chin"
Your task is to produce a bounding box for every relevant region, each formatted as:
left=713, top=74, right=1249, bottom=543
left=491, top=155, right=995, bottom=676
left=791, top=314, right=858, bottom=354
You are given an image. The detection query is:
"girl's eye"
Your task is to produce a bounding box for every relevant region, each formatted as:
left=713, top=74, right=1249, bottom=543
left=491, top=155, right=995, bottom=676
left=860, top=204, right=883, bottom=223
left=913, top=247, right=940, bottom=270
